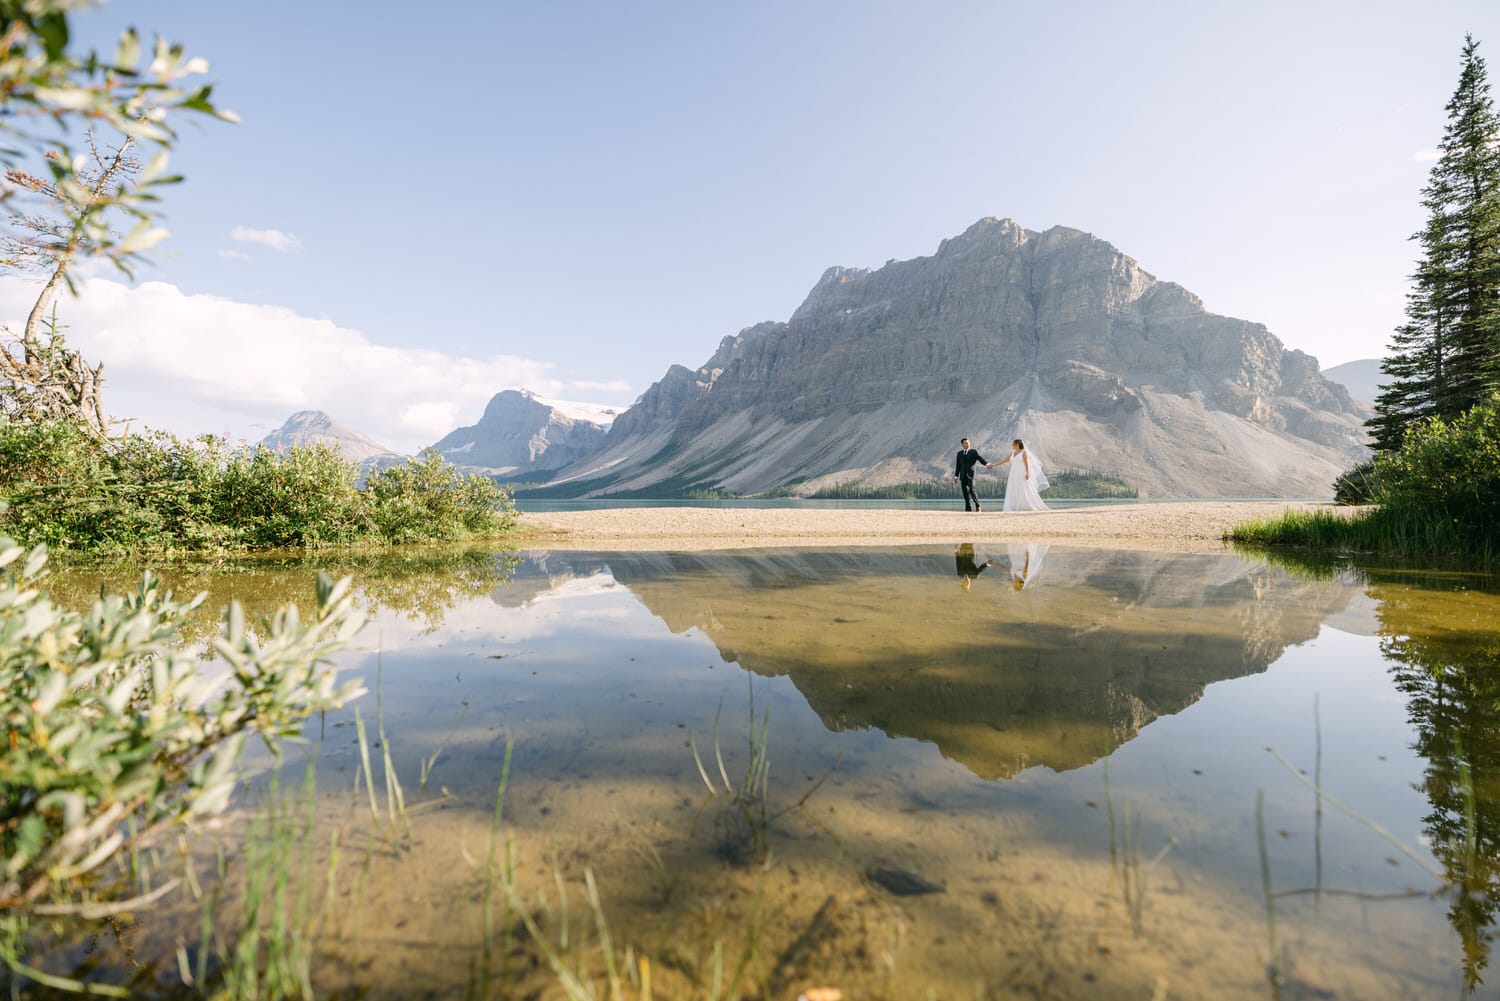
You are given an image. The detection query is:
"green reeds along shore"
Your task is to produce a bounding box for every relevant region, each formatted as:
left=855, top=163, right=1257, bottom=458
left=1229, top=507, right=1497, bottom=569
left=1232, top=396, right=1500, bottom=568
left=1232, top=395, right=1500, bottom=568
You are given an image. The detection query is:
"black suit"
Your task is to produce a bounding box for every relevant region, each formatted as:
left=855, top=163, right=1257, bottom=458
left=954, top=448, right=987, bottom=511
left=955, top=544, right=989, bottom=578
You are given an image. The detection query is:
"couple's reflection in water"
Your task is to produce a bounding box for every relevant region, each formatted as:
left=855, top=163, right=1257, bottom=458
left=953, top=541, right=1047, bottom=591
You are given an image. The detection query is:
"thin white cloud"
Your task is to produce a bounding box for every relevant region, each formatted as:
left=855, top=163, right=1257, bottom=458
left=1412, top=149, right=1440, bottom=163
left=0, top=277, right=631, bottom=452
left=230, top=226, right=303, bottom=254
left=216, top=248, right=253, bottom=261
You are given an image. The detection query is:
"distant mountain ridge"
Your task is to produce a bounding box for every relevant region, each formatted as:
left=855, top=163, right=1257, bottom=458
left=545, top=217, right=1371, bottom=499
left=1322, top=358, right=1383, bottom=406
left=262, top=390, right=623, bottom=481
left=432, top=389, right=610, bottom=477
left=260, top=411, right=406, bottom=470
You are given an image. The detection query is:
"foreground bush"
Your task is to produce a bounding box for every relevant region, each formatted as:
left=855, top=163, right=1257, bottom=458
left=1236, top=395, right=1500, bottom=565
left=0, top=421, right=516, bottom=554
left=0, top=528, right=366, bottom=992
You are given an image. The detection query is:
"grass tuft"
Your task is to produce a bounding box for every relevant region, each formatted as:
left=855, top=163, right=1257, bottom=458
left=1230, top=506, right=1496, bottom=568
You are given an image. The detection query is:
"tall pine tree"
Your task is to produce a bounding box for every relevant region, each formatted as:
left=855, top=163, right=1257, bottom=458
left=1370, top=34, right=1500, bottom=450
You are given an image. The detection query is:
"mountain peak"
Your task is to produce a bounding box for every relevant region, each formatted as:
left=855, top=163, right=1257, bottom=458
left=280, top=409, right=337, bottom=429
left=261, top=411, right=405, bottom=466
left=480, top=389, right=551, bottom=420
left=935, top=217, right=1031, bottom=256
left=433, top=390, right=611, bottom=476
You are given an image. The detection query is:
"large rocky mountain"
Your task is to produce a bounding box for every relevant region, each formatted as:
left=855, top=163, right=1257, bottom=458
left=260, top=410, right=406, bottom=470
left=432, top=389, right=610, bottom=478
left=548, top=218, right=1371, bottom=498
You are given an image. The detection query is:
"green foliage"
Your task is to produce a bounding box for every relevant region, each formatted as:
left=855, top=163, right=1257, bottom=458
left=212, top=442, right=368, bottom=548
left=1230, top=508, right=1374, bottom=550
left=1239, top=395, right=1500, bottom=565
left=0, top=419, right=206, bottom=552
left=1038, top=469, right=1139, bottom=499
left=1374, top=583, right=1500, bottom=992
left=364, top=448, right=517, bottom=544
left=803, top=480, right=954, bottom=499
left=1374, top=395, right=1500, bottom=544
left=1332, top=460, right=1380, bottom=506
left=0, top=527, right=366, bottom=989
left=0, top=0, right=236, bottom=274
left=1370, top=34, right=1500, bottom=450
left=0, top=420, right=517, bottom=554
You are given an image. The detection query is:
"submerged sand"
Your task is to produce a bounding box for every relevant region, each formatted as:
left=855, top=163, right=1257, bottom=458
left=515, top=500, right=1336, bottom=552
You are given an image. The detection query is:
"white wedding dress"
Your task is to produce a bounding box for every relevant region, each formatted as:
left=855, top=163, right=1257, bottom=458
left=1002, top=449, right=1049, bottom=512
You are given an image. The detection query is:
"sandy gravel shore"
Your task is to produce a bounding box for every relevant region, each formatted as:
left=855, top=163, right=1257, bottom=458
left=514, top=500, right=1332, bottom=552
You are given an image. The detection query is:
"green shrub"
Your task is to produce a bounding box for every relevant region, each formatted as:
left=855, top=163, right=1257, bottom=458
left=0, top=421, right=191, bottom=552
left=0, top=527, right=366, bottom=991
left=1373, top=396, right=1500, bottom=543
left=0, top=420, right=516, bottom=553
left=364, top=448, right=516, bottom=543
left=1235, top=394, right=1500, bottom=565
left=211, top=442, right=369, bottom=548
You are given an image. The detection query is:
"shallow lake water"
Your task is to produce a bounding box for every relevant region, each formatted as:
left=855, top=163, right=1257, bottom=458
left=28, top=543, right=1500, bottom=999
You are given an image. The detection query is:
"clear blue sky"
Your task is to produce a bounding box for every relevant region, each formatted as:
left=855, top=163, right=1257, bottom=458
left=7, top=0, right=1496, bottom=449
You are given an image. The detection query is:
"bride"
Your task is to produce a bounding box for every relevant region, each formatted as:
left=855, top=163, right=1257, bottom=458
left=995, top=438, right=1049, bottom=512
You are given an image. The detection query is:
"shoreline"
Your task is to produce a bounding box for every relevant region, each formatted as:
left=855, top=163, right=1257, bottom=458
left=513, top=500, right=1334, bottom=553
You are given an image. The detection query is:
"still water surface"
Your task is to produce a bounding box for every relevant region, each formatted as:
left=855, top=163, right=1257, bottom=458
left=38, top=544, right=1500, bottom=999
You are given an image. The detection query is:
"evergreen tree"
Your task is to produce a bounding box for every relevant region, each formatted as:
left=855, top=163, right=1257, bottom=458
left=1371, top=34, right=1500, bottom=450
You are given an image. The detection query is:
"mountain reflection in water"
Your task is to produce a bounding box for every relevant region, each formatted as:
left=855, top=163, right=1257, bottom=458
left=507, top=545, right=1360, bottom=780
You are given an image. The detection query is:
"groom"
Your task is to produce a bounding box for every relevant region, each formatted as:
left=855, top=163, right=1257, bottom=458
left=952, top=438, right=992, bottom=512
